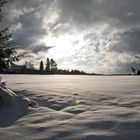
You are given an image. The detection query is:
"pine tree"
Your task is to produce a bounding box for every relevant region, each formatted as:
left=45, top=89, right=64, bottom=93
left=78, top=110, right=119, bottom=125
left=39, top=60, right=44, bottom=71
left=137, top=70, right=140, bottom=75
left=0, top=0, right=21, bottom=72
left=45, top=58, right=50, bottom=71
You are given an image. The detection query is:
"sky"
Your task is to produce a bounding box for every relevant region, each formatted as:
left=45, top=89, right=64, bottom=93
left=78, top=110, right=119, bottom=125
left=2, top=0, right=140, bottom=74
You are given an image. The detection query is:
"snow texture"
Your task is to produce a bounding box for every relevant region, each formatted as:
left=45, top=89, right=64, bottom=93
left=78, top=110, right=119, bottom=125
left=0, top=75, right=140, bottom=140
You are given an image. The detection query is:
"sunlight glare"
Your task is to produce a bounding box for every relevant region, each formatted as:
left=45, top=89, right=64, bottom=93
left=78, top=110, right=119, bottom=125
left=42, top=35, right=78, bottom=59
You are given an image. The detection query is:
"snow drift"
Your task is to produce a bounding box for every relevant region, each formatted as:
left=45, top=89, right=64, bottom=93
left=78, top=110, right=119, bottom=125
left=0, top=82, right=38, bottom=127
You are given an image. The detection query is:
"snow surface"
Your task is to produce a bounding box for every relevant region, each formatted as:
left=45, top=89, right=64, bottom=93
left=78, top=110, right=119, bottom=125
left=0, top=75, right=140, bottom=140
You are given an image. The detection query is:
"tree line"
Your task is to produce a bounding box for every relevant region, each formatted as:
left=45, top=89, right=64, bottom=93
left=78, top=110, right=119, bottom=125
left=22, top=58, right=88, bottom=75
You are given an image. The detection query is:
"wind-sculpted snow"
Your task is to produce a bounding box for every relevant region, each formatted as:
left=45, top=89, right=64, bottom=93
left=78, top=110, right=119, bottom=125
left=0, top=83, right=38, bottom=127
left=1, top=75, right=140, bottom=140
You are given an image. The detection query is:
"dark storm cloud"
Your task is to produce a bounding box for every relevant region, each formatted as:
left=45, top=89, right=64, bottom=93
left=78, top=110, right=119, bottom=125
left=54, top=0, right=140, bottom=30
left=97, top=0, right=140, bottom=27
left=57, top=0, right=100, bottom=28
left=3, top=0, right=54, bottom=52
left=29, top=44, right=53, bottom=54
left=108, top=27, right=140, bottom=54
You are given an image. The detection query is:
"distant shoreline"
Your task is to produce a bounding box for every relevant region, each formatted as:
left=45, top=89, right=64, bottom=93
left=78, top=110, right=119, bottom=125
left=1, top=73, right=138, bottom=76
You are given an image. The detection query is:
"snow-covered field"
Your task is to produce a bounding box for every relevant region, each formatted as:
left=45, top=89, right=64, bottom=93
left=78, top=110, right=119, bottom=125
left=0, top=75, right=140, bottom=140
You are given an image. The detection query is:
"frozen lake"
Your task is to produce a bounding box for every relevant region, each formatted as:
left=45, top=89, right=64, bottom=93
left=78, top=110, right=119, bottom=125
left=1, top=75, right=140, bottom=140
left=2, top=75, right=140, bottom=94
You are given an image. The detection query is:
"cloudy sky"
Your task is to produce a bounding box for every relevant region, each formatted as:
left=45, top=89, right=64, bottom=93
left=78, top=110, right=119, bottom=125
left=3, top=0, right=140, bottom=74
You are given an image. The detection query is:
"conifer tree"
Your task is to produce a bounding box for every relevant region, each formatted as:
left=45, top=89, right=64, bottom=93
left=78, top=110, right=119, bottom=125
left=0, top=0, right=21, bottom=72
left=46, top=58, right=50, bottom=71
left=39, top=60, right=44, bottom=71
